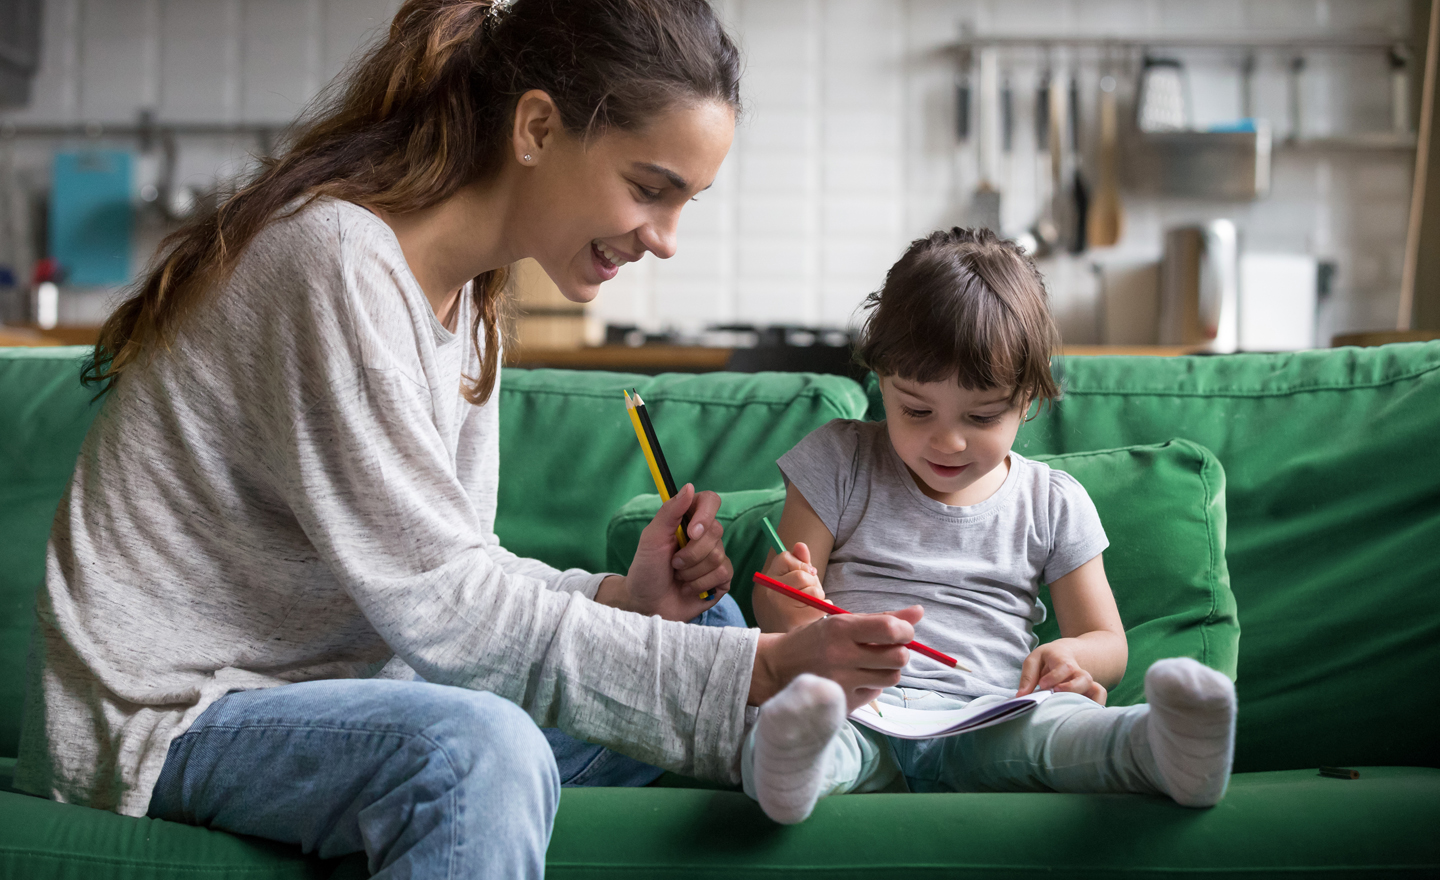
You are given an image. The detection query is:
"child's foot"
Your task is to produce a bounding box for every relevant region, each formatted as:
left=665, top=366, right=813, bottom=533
left=1144, top=657, right=1237, bottom=808
left=752, top=673, right=847, bottom=824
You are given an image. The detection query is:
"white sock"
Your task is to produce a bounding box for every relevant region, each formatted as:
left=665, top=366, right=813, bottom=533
left=1143, top=657, right=1237, bottom=808
left=751, top=673, right=848, bottom=824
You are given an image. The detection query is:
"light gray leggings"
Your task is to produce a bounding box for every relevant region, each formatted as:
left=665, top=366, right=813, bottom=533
left=744, top=687, right=1165, bottom=797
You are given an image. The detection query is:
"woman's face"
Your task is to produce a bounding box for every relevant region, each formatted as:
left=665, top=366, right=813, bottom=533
left=515, top=98, right=735, bottom=304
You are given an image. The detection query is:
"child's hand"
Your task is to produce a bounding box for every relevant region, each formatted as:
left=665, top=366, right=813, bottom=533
left=1016, top=641, right=1109, bottom=705
left=765, top=541, right=825, bottom=603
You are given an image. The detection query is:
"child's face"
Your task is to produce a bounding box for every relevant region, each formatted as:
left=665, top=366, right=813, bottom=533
left=879, top=374, right=1026, bottom=506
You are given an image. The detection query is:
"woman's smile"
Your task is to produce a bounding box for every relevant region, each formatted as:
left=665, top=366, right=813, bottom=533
left=590, top=240, right=636, bottom=281
left=590, top=242, right=621, bottom=281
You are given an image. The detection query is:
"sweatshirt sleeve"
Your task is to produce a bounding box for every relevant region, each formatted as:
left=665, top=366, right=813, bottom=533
left=454, top=370, right=609, bottom=600
left=257, top=215, right=757, bottom=783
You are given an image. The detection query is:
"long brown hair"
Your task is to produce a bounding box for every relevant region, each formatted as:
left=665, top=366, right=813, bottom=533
left=86, top=0, right=741, bottom=403
left=855, top=227, right=1062, bottom=410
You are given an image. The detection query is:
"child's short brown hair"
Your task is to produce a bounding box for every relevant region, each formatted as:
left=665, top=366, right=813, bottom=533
left=854, top=227, right=1061, bottom=409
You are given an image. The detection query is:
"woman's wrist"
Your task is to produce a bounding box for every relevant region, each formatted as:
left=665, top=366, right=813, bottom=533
left=594, top=575, right=631, bottom=611
left=748, top=633, right=786, bottom=705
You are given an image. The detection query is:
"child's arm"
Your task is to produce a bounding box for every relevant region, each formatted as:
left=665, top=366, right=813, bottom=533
left=752, top=483, right=835, bottom=633
left=1015, top=555, right=1128, bottom=704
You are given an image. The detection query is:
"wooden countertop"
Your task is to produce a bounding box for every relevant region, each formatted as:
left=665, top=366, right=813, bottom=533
left=0, top=324, right=100, bottom=347
left=0, top=325, right=64, bottom=347
left=507, top=344, right=1203, bottom=372
left=1, top=329, right=1204, bottom=366
left=506, top=345, right=734, bottom=371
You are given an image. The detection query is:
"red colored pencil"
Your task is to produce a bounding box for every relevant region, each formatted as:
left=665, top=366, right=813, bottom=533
left=752, top=572, right=969, bottom=670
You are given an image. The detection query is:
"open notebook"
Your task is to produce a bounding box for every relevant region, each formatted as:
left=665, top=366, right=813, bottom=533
left=850, top=691, right=1053, bottom=740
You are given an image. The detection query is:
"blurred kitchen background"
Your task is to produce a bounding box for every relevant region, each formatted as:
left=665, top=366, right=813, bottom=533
left=3, top=0, right=1440, bottom=368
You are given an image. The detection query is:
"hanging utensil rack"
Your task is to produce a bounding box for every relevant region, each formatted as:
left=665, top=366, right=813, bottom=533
left=944, top=31, right=1417, bottom=151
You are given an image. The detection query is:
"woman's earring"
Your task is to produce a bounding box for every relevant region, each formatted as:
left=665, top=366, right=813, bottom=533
left=523, top=154, right=532, bottom=162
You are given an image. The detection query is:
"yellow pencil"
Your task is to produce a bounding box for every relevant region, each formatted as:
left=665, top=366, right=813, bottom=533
left=623, top=391, right=708, bottom=598
left=624, top=390, right=670, bottom=516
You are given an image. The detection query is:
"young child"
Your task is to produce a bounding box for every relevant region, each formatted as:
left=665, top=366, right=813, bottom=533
left=743, top=228, right=1236, bottom=824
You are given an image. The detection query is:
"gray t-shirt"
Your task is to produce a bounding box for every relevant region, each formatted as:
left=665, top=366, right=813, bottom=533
left=778, top=419, right=1108, bottom=699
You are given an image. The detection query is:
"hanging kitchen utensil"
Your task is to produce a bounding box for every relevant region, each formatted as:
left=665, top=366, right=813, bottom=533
left=955, top=46, right=973, bottom=142
left=969, top=48, right=1002, bottom=233
left=1391, top=44, right=1412, bottom=133
left=1047, top=68, right=1071, bottom=251
left=1137, top=56, right=1188, bottom=132
left=1001, top=75, right=1014, bottom=153
left=1068, top=71, right=1089, bottom=254
left=1088, top=67, right=1123, bottom=248
left=1287, top=54, right=1305, bottom=141
left=1390, top=45, right=1412, bottom=133
left=1027, top=65, right=1059, bottom=256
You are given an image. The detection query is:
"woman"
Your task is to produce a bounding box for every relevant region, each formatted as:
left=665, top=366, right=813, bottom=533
left=16, top=1, right=924, bottom=876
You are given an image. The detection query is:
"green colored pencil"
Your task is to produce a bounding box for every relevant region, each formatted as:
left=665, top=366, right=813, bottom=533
left=761, top=516, right=787, bottom=556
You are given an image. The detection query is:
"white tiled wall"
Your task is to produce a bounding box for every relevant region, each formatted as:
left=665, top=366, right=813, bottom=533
left=0, top=0, right=1415, bottom=341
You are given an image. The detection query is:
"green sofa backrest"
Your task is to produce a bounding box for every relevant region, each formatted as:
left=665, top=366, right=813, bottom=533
left=1008, top=343, right=1440, bottom=773
left=0, top=350, right=868, bottom=759
left=497, top=369, right=869, bottom=573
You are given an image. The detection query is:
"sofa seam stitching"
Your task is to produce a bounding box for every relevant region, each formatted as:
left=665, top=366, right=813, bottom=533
left=1057, top=359, right=1440, bottom=400
left=1195, top=441, right=1218, bottom=670
left=500, top=383, right=863, bottom=413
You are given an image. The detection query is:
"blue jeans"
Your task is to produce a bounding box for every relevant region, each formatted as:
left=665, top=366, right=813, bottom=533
left=545, top=594, right=748, bottom=787
left=148, top=679, right=560, bottom=879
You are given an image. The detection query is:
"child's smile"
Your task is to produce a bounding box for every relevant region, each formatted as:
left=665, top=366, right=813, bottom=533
left=926, top=461, right=969, bottom=479
left=879, top=374, right=1027, bottom=507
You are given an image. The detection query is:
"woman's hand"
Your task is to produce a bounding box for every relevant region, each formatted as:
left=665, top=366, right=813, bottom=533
left=749, top=606, right=924, bottom=711
left=597, top=484, right=733, bottom=622
left=1016, top=640, right=1109, bottom=705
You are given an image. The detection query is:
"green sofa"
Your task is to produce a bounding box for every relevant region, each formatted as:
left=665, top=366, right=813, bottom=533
left=2, top=343, right=1438, bottom=878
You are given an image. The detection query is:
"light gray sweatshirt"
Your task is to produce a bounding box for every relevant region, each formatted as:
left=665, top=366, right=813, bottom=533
left=17, top=198, right=758, bottom=817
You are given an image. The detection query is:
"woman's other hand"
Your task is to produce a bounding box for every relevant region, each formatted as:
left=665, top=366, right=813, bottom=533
left=749, top=605, right=924, bottom=711
left=598, top=484, right=733, bottom=622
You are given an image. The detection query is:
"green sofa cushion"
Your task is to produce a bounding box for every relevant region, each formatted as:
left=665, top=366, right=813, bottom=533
left=997, top=343, right=1440, bottom=772
left=0, top=790, right=366, bottom=880
left=0, top=348, right=102, bottom=759
left=498, top=369, right=869, bottom=574
left=1031, top=439, right=1236, bottom=705
left=6, top=769, right=1436, bottom=878
left=608, top=438, right=1237, bottom=706
left=547, top=768, right=1440, bottom=878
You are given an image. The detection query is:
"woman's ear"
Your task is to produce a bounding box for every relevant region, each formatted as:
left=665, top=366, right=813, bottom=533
left=512, top=89, right=560, bottom=165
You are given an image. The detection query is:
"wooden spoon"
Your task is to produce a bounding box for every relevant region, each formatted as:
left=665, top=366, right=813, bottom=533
left=1088, top=71, right=1123, bottom=248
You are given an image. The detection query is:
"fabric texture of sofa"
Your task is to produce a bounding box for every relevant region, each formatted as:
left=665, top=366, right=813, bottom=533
left=1, top=343, right=1438, bottom=878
